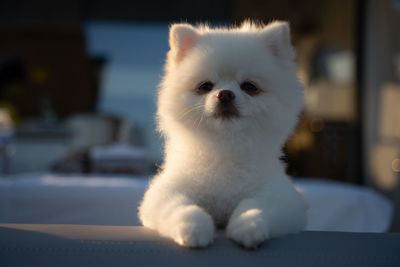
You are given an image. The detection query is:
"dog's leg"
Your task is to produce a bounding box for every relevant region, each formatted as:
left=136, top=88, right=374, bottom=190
left=139, top=186, right=215, bottom=248
left=226, top=178, right=307, bottom=249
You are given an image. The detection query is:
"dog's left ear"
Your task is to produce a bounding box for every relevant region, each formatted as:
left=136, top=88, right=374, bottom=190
left=169, top=23, right=200, bottom=63
left=259, top=21, right=295, bottom=62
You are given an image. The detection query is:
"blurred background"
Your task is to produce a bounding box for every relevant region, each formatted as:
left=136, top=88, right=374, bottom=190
left=0, top=0, right=399, bottom=232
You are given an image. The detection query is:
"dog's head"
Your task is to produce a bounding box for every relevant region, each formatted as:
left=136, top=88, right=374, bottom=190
left=158, top=21, right=303, bottom=141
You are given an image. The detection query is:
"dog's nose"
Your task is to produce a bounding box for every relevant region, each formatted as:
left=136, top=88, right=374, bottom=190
left=216, top=90, right=235, bottom=104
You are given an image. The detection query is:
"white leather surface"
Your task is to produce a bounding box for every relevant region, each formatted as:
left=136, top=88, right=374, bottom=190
left=0, top=174, right=393, bottom=232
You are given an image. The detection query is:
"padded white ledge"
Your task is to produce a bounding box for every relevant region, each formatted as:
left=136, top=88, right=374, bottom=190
left=1, top=224, right=400, bottom=267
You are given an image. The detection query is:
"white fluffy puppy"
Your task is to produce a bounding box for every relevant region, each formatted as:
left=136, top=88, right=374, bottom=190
left=139, top=21, right=307, bottom=249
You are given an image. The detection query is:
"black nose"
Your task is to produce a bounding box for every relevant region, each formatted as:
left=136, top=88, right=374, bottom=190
left=216, top=90, right=235, bottom=104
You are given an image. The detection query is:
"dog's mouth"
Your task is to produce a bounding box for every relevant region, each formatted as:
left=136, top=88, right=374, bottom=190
left=213, top=103, right=240, bottom=120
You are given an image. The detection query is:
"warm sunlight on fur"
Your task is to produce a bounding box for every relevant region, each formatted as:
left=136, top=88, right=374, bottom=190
left=138, top=20, right=308, bottom=249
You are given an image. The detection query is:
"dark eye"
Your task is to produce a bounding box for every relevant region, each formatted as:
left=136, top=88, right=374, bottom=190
left=240, top=81, right=261, bottom=95
left=196, top=81, right=214, bottom=94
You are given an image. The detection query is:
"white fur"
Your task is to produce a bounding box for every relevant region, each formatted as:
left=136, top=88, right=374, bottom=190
left=138, top=21, right=308, bottom=249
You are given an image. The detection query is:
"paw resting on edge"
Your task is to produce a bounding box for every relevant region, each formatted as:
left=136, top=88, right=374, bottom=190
left=172, top=205, right=215, bottom=248
left=227, top=208, right=269, bottom=249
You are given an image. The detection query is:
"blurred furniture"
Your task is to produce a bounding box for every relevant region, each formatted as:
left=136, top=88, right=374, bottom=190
left=362, top=0, right=400, bottom=231
left=0, top=174, right=392, bottom=232
left=13, top=120, right=71, bottom=173
left=286, top=47, right=359, bottom=183
left=370, top=83, right=400, bottom=191
left=11, top=114, right=146, bottom=174
left=90, top=143, right=149, bottom=174
left=1, top=223, right=400, bottom=267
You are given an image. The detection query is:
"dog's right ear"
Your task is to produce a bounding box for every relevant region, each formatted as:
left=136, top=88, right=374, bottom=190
left=169, top=24, right=200, bottom=63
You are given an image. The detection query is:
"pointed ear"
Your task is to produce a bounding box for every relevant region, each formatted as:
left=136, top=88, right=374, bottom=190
left=259, top=21, right=296, bottom=62
left=169, top=23, right=200, bottom=62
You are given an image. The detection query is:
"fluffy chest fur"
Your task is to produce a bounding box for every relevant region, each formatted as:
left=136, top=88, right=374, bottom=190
left=162, top=146, right=275, bottom=226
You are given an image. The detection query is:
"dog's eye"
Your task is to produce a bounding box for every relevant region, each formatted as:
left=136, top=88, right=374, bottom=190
left=240, top=81, right=261, bottom=96
left=196, top=81, right=214, bottom=94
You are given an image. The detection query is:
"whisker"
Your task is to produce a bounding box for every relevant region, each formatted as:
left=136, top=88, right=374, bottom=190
left=178, top=104, right=203, bottom=119
left=195, top=113, right=205, bottom=130
left=191, top=114, right=200, bottom=129
left=178, top=104, right=205, bottom=121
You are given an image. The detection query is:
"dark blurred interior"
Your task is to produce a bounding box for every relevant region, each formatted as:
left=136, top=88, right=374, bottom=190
left=0, top=0, right=360, bottom=179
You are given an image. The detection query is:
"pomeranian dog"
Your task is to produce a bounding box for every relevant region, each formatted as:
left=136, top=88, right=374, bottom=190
left=138, top=21, right=307, bottom=249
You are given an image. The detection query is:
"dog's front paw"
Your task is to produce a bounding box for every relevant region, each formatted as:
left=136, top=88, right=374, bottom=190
left=173, top=206, right=214, bottom=248
left=227, top=208, right=269, bottom=249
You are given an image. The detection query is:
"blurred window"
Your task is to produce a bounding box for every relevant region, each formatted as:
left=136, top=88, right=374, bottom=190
left=85, top=22, right=170, bottom=161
